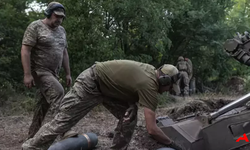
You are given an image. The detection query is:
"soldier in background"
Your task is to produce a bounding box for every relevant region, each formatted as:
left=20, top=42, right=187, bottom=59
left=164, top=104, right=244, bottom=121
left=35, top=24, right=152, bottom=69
left=21, top=2, right=72, bottom=139
left=175, top=56, right=191, bottom=97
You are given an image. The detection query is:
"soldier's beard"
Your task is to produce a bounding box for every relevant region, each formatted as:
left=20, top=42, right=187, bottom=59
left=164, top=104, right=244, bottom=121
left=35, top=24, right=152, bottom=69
left=55, top=21, right=61, bottom=26
left=51, top=21, right=62, bottom=28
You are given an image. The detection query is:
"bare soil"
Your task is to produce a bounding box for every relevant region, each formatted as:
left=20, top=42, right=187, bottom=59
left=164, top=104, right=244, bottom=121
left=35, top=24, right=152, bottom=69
left=1, top=95, right=250, bottom=150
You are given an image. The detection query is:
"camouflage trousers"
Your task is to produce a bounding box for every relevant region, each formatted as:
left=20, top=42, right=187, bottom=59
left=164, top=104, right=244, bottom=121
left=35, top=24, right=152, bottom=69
left=174, top=71, right=190, bottom=96
left=22, top=66, right=138, bottom=150
left=27, top=71, right=64, bottom=139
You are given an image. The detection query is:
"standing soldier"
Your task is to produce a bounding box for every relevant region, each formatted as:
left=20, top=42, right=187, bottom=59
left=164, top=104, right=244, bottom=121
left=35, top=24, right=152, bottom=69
left=21, top=2, right=72, bottom=139
left=175, top=56, right=190, bottom=97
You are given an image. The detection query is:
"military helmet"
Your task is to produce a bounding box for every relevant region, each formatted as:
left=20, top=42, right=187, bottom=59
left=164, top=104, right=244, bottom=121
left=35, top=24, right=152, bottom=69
left=158, top=64, right=180, bottom=86
left=44, top=2, right=66, bottom=18
left=178, top=56, right=184, bottom=61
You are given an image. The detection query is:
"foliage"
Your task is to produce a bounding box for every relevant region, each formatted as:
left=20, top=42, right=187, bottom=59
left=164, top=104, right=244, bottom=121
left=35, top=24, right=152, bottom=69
left=226, top=0, right=250, bottom=32
left=157, top=92, right=177, bottom=107
left=1, top=0, right=250, bottom=108
left=0, top=0, right=42, bottom=89
left=0, top=78, right=36, bottom=116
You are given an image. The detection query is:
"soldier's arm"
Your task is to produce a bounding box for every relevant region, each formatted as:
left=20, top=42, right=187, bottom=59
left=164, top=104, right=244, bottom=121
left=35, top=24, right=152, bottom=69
left=21, top=45, right=32, bottom=76
left=144, top=107, right=172, bottom=145
left=144, top=108, right=184, bottom=150
left=138, top=89, right=183, bottom=148
left=21, top=45, right=35, bottom=88
left=62, top=48, right=72, bottom=86
left=176, top=62, right=179, bottom=70
left=62, top=48, right=71, bottom=76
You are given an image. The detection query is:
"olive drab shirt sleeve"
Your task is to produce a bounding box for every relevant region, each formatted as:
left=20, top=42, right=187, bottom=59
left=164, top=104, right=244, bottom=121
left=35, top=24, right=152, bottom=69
left=96, top=60, right=159, bottom=110
left=138, top=89, right=159, bottom=112
left=22, top=22, right=38, bottom=47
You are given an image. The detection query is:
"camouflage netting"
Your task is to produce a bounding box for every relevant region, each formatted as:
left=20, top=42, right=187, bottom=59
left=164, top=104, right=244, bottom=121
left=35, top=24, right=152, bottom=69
left=226, top=76, right=246, bottom=94
left=166, top=99, right=233, bottom=120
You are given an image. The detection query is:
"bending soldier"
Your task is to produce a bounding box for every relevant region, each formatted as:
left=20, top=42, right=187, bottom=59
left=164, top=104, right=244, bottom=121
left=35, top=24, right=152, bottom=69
left=22, top=60, right=184, bottom=150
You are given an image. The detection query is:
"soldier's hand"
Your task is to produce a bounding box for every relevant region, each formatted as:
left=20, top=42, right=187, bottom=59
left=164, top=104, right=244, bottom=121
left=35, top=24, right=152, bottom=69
left=23, top=74, right=35, bottom=88
left=66, top=75, right=72, bottom=87
left=123, top=104, right=138, bottom=122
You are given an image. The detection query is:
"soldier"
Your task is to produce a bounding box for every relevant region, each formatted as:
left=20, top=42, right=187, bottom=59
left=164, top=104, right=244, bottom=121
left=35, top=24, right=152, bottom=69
left=175, top=56, right=190, bottom=96
left=22, top=60, right=183, bottom=150
left=21, top=2, right=72, bottom=139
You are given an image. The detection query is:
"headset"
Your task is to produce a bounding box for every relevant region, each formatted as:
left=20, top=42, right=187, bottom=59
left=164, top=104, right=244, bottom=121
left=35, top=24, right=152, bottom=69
left=158, top=74, right=172, bottom=86
left=44, top=3, right=65, bottom=18
left=158, top=66, right=181, bottom=86
left=158, top=66, right=172, bottom=86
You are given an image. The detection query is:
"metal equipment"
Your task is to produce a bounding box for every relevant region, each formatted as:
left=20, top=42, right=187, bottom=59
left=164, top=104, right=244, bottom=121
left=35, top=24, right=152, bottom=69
left=157, top=31, right=250, bottom=150
left=157, top=32, right=250, bottom=149
left=157, top=93, right=250, bottom=150
left=224, top=31, right=250, bottom=66
left=48, top=132, right=98, bottom=150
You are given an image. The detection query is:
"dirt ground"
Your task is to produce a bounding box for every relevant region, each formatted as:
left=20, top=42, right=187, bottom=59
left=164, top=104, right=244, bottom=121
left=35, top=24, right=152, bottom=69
left=1, top=95, right=250, bottom=150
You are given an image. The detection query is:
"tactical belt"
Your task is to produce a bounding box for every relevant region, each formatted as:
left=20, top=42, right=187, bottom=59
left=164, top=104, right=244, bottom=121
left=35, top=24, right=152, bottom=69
left=90, top=64, right=101, bottom=92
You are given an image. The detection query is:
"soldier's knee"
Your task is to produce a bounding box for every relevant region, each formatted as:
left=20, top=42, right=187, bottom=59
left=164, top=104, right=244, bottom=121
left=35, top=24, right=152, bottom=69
left=53, top=123, right=72, bottom=134
left=52, top=85, right=64, bottom=99
left=57, top=88, right=64, bottom=98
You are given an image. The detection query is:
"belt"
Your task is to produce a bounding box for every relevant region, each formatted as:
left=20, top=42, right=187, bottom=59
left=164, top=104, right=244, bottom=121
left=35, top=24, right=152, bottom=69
left=90, top=65, right=101, bottom=92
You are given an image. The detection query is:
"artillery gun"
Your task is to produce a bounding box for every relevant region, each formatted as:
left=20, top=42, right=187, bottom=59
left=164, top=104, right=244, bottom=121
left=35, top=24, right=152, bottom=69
left=224, top=31, right=250, bottom=66
left=157, top=93, right=250, bottom=150
left=156, top=32, right=250, bottom=150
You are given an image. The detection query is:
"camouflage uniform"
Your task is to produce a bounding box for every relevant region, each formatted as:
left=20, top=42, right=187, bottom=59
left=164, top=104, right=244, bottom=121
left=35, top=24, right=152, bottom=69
left=175, top=56, right=190, bottom=96
left=22, top=65, right=137, bottom=150
left=22, top=19, right=68, bottom=139
left=185, top=58, right=193, bottom=80
left=185, top=58, right=195, bottom=95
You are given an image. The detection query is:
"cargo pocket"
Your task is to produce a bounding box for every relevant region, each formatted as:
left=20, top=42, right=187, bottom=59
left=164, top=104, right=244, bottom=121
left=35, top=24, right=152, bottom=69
left=60, top=88, right=79, bottom=112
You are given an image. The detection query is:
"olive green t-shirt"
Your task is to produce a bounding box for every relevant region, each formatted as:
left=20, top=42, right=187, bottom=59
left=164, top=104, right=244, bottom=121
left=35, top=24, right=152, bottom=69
left=22, top=20, right=68, bottom=76
left=96, top=60, right=159, bottom=111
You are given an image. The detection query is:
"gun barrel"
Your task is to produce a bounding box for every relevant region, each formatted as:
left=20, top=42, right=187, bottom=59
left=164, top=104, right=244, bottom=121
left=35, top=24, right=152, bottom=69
left=209, top=93, right=250, bottom=121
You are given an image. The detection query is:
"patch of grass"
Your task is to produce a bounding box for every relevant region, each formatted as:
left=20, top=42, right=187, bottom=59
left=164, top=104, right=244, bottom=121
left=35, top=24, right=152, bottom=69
left=0, top=92, right=35, bottom=116
left=157, top=92, right=177, bottom=107
left=0, top=81, right=15, bottom=105
left=243, top=78, right=250, bottom=94
left=0, top=80, right=36, bottom=116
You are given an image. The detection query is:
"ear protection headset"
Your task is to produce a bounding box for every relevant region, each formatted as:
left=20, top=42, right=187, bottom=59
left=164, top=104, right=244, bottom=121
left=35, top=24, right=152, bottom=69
left=158, top=66, right=173, bottom=86
left=44, top=3, right=65, bottom=18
